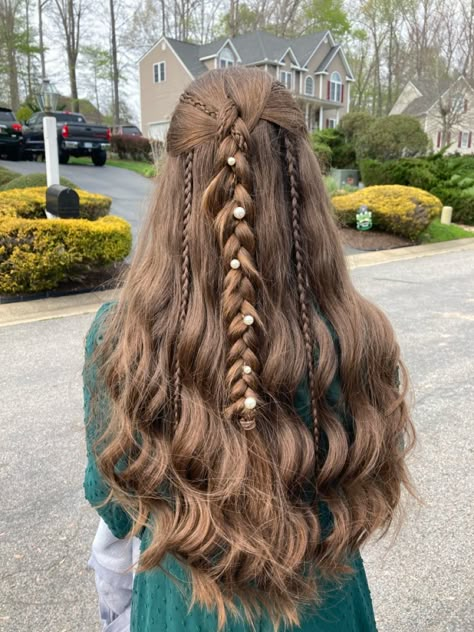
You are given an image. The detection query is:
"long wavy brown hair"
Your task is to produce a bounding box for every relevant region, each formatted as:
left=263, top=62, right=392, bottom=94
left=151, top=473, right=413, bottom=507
left=90, top=68, right=414, bottom=630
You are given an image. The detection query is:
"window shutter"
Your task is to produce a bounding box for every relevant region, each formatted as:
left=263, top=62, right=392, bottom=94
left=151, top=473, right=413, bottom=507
left=341, top=84, right=344, bottom=103
left=326, top=118, right=329, bottom=128
left=458, top=131, right=462, bottom=148
left=469, top=132, right=472, bottom=148
left=464, top=99, right=468, bottom=113
left=327, top=81, right=330, bottom=100
left=437, top=131, right=441, bottom=148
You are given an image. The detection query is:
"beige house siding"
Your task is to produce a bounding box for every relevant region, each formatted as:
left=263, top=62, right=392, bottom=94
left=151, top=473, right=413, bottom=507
left=140, top=39, right=192, bottom=139
left=390, top=83, right=421, bottom=115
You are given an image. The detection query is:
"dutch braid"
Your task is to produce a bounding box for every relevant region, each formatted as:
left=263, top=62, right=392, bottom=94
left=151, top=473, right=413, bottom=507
left=284, top=135, right=320, bottom=463
left=173, top=150, right=194, bottom=426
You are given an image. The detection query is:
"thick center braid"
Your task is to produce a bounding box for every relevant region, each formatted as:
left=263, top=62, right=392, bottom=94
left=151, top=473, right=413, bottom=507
left=173, top=150, right=194, bottom=426
left=188, top=95, right=263, bottom=431
left=284, top=135, right=320, bottom=468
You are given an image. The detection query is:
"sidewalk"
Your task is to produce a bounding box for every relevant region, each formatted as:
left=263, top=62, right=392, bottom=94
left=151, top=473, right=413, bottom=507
left=1, top=238, right=473, bottom=328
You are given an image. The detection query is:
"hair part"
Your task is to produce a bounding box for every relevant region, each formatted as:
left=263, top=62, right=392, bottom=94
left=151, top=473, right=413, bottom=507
left=90, top=67, right=415, bottom=631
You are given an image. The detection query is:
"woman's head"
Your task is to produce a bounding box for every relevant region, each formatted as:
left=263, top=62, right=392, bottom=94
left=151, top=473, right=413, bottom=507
left=93, top=68, right=414, bottom=631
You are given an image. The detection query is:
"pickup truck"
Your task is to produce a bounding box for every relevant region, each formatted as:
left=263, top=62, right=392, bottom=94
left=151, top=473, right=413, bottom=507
left=23, top=111, right=111, bottom=166
left=0, top=107, right=23, bottom=160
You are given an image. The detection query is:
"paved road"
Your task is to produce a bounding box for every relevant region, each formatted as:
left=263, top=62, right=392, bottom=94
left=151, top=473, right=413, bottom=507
left=0, top=158, right=154, bottom=246
left=1, top=248, right=473, bottom=632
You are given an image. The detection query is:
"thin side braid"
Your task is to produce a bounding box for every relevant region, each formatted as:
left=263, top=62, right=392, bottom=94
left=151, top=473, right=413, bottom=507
left=180, top=92, right=217, bottom=119
left=173, top=150, right=194, bottom=426
left=284, top=135, right=320, bottom=464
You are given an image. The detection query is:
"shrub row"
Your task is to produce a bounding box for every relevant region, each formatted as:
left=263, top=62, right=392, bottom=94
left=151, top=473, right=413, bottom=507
left=332, top=185, right=442, bottom=240
left=0, top=215, right=131, bottom=294
left=0, top=187, right=111, bottom=221
left=360, top=156, right=474, bottom=225
left=110, top=135, right=154, bottom=161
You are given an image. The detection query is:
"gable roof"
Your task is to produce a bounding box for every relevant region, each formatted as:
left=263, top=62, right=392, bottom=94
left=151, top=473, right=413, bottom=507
left=396, top=78, right=470, bottom=116
left=315, top=45, right=354, bottom=80
left=140, top=30, right=353, bottom=77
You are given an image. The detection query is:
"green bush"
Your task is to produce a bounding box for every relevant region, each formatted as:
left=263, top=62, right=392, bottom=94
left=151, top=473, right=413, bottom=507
left=311, top=128, right=357, bottom=169
left=110, top=135, right=155, bottom=161
left=0, top=186, right=111, bottom=221
left=312, top=141, right=332, bottom=174
left=0, top=166, right=20, bottom=188
left=332, top=185, right=442, bottom=240
left=0, top=215, right=131, bottom=294
left=339, top=112, right=375, bottom=143
left=430, top=186, right=474, bottom=225
left=355, top=115, right=429, bottom=161
left=0, top=173, right=77, bottom=191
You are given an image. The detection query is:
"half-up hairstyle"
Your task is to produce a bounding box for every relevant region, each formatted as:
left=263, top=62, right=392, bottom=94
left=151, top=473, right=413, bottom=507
left=89, top=68, right=415, bottom=631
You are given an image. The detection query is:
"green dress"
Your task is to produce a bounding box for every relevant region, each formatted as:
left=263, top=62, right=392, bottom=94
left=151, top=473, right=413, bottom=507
left=83, top=303, right=378, bottom=632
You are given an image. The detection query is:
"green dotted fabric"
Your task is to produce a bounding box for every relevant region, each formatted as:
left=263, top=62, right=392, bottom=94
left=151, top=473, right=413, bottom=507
left=83, top=303, right=378, bottom=632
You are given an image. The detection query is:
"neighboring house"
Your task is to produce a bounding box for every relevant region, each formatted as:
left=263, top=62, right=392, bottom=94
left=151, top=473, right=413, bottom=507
left=390, top=76, right=474, bottom=155
left=139, top=30, right=354, bottom=141
left=57, top=97, right=105, bottom=124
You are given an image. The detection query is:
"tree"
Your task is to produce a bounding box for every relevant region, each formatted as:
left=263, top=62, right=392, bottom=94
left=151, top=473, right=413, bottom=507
left=109, top=0, right=119, bottom=127
left=302, top=0, right=350, bottom=39
left=51, top=0, right=86, bottom=112
left=0, top=0, right=23, bottom=110
left=432, top=80, right=471, bottom=147
left=355, top=115, right=430, bottom=161
left=81, top=46, right=111, bottom=117
left=38, top=0, right=48, bottom=79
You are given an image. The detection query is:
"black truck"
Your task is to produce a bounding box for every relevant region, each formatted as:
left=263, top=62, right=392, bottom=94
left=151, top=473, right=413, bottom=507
left=23, top=111, right=111, bottom=166
left=0, top=106, right=24, bottom=160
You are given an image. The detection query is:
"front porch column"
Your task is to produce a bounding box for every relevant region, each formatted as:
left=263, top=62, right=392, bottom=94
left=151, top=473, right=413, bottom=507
left=305, top=102, right=309, bottom=129
left=319, top=106, right=324, bottom=129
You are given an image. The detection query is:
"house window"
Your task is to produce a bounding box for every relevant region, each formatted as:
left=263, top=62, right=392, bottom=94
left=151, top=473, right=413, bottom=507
left=280, top=70, right=293, bottom=90
left=461, top=131, right=471, bottom=148
left=327, top=118, right=337, bottom=129
left=452, top=94, right=465, bottom=113
left=304, top=76, right=314, bottom=96
left=329, top=71, right=343, bottom=102
left=219, top=47, right=234, bottom=68
left=153, top=61, right=166, bottom=83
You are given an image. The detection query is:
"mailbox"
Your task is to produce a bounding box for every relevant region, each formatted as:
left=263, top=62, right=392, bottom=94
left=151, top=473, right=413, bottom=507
left=46, top=185, right=80, bottom=219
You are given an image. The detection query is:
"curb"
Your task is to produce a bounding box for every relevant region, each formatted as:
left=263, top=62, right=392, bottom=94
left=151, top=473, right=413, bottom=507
left=1, top=238, right=473, bottom=328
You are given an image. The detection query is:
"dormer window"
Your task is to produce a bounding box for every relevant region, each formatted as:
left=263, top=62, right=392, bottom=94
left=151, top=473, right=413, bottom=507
left=219, top=47, right=234, bottom=69
left=304, top=76, right=314, bottom=96
left=452, top=93, right=466, bottom=113
left=329, top=71, right=343, bottom=102
left=280, top=70, right=293, bottom=90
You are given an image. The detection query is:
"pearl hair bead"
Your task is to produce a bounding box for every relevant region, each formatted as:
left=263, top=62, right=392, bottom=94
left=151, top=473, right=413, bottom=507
left=243, top=314, right=254, bottom=326
left=233, top=206, right=246, bottom=220
left=230, top=258, right=241, bottom=269
left=243, top=365, right=252, bottom=375
left=244, top=396, right=257, bottom=410
left=227, top=156, right=236, bottom=166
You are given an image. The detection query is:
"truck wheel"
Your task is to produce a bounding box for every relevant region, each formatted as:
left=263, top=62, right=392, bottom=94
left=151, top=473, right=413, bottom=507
left=58, top=149, right=70, bottom=164
left=91, top=149, right=107, bottom=166
left=9, top=145, right=22, bottom=161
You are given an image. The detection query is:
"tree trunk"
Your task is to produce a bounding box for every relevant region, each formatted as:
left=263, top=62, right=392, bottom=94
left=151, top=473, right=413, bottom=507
left=109, top=0, right=120, bottom=126
left=38, top=0, right=47, bottom=79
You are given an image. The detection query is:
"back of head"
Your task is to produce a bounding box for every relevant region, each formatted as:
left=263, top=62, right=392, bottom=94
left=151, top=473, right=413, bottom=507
left=95, top=68, right=414, bottom=630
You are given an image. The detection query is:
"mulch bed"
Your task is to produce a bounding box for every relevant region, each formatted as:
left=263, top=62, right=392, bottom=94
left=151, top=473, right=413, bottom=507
left=339, top=227, right=413, bottom=251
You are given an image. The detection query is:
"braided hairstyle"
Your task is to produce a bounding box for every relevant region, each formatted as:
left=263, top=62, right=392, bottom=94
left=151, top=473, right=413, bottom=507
left=95, top=67, right=415, bottom=632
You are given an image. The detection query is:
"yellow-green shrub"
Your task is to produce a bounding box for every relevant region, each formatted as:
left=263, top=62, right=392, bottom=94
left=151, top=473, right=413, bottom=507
left=332, top=185, right=442, bottom=240
left=0, top=186, right=111, bottom=221
left=0, top=215, right=131, bottom=294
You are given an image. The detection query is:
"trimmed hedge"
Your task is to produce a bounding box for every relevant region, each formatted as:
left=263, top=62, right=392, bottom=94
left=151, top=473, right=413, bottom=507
left=0, top=215, right=131, bottom=294
left=332, top=185, right=442, bottom=240
left=0, top=186, right=111, bottom=220
left=359, top=156, right=474, bottom=225
left=0, top=166, right=20, bottom=187
left=110, top=135, right=154, bottom=161
left=0, top=173, right=77, bottom=191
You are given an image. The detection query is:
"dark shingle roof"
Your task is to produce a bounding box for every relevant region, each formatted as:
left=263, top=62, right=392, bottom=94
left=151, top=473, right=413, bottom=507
left=398, top=79, right=454, bottom=115
left=155, top=30, right=350, bottom=77
left=166, top=38, right=208, bottom=77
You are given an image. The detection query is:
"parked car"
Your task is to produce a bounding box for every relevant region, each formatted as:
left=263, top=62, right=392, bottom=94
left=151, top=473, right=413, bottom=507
left=0, top=107, right=24, bottom=160
left=23, top=111, right=111, bottom=166
left=113, top=124, right=143, bottom=138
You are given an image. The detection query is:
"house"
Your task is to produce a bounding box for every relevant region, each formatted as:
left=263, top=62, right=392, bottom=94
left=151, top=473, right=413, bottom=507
left=138, top=30, right=354, bottom=141
left=390, top=76, right=474, bottom=154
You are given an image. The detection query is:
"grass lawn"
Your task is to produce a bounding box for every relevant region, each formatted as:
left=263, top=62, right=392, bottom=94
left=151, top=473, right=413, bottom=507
left=70, top=156, right=156, bottom=177
left=420, top=219, right=474, bottom=243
